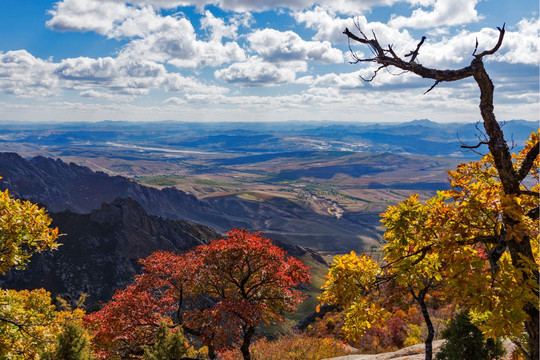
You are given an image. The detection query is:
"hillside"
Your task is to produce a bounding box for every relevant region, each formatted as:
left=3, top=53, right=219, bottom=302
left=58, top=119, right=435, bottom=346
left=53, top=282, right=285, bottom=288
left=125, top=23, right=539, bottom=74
left=0, top=196, right=327, bottom=308
left=0, top=198, right=219, bottom=307
left=0, top=152, right=385, bottom=251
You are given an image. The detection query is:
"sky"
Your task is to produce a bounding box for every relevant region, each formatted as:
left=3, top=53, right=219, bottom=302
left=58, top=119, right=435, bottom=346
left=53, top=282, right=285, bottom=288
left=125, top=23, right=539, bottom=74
left=0, top=0, right=538, bottom=123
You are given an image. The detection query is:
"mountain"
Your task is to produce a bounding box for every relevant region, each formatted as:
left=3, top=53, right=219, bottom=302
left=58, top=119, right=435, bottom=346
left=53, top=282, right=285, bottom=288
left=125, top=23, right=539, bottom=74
left=0, top=120, right=535, bottom=157
left=0, top=198, right=219, bottom=307
left=0, top=152, right=383, bottom=251
left=0, top=197, right=327, bottom=307
left=0, top=152, right=227, bottom=228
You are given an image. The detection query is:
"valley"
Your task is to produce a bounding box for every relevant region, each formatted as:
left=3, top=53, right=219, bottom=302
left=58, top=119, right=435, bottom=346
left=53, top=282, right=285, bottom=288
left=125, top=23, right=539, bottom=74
left=0, top=119, right=535, bottom=253
left=0, top=119, right=536, bottom=357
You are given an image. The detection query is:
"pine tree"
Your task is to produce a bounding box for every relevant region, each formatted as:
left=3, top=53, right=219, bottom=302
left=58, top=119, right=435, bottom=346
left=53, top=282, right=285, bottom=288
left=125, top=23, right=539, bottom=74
left=435, top=311, right=505, bottom=360
left=143, top=321, right=190, bottom=360
left=47, top=321, right=94, bottom=360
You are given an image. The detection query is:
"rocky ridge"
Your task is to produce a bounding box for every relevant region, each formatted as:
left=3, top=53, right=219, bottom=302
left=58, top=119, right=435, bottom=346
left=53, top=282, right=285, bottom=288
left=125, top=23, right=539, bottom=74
left=0, top=197, right=219, bottom=307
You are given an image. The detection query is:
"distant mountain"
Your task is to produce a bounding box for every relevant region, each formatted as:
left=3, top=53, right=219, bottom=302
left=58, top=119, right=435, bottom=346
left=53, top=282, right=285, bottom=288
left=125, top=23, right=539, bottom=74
left=0, top=152, right=227, bottom=228
left=0, top=119, right=535, bottom=157
left=0, top=152, right=381, bottom=251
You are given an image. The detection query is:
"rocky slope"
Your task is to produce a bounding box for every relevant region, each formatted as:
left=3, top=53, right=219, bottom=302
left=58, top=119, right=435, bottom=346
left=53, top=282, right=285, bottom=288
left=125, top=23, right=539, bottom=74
left=0, top=152, right=380, bottom=251
left=0, top=152, right=229, bottom=229
left=0, top=195, right=326, bottom=307
left=0, top=198, right=219, bottom=307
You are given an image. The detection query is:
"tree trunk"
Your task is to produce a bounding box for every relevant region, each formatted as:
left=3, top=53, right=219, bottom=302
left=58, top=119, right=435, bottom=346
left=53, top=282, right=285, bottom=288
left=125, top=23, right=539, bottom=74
left=343, top=25, right=539, bottom=359
left=240, top=325, right=255, bottom=360
left=474, top=61, right=539, bottom=360
left=208, top=345, right=216, bottom=360
left=412, top=288, right=434, bottom=360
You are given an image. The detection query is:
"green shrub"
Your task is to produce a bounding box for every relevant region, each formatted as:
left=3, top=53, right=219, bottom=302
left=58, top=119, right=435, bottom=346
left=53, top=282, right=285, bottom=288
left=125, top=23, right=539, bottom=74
left=143, top=321, right=190, bottom=360
left=435, top=311, right=505, bottom=360
left=44, top=321, right=94, bottom=360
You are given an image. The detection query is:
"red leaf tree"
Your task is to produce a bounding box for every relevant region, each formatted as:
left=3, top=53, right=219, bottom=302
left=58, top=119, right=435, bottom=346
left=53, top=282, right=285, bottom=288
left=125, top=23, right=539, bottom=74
left=86, top=229, right=310, bottom=360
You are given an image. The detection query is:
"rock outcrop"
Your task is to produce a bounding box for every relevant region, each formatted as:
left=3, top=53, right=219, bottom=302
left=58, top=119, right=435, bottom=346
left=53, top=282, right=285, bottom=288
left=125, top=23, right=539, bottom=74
left=0, top=198, right=220, bottom=307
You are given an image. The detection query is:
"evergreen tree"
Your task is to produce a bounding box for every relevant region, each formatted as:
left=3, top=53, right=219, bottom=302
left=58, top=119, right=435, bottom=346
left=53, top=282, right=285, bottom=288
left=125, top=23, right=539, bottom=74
left=46, top=321, right=94, bottom=360
left=143, top=321, right=190, bottom=360
left=436, top=311, right=505, bottom=360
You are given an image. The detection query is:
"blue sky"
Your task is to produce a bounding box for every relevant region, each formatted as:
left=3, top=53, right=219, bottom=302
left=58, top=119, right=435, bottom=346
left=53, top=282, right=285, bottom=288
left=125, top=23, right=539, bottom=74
left=0, top=0, right=538, bottom=123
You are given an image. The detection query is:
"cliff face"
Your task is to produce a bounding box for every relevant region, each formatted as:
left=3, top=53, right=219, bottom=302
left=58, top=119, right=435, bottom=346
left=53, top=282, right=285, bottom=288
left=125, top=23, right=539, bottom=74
left=0, top=153, right=230, bottom=230
left=0, top=198, right=220, bottom=307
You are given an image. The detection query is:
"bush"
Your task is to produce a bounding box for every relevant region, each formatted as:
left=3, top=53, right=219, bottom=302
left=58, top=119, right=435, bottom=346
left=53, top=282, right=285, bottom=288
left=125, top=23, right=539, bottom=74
left=435, top=311, right=505, bottom=360
left=220, top=335, right=352, bottom=360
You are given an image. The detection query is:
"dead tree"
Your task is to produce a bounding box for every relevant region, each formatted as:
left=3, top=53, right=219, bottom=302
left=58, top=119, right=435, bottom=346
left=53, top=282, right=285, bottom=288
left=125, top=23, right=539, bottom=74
left=343, top=24, right=539, bottom=360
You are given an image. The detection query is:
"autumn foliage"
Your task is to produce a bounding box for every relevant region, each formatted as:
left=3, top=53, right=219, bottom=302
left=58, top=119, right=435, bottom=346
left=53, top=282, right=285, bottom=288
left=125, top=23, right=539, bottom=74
left=86, top=229, right=310, bottom=360
left=319, top=132, right=539, bottom=359
left=0, top=181, right=59, bottom=274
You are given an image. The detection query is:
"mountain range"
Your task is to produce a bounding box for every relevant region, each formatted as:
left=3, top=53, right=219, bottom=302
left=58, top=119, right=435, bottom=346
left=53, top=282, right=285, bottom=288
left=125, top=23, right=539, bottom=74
left=0, top=152, right=382, bottom=251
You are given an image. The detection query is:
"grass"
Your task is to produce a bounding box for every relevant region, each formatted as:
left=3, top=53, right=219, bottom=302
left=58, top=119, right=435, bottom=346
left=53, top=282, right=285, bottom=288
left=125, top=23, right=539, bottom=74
left=193, top=178, right=237, bottom=187
left=138, top=175, right=185, bottom=187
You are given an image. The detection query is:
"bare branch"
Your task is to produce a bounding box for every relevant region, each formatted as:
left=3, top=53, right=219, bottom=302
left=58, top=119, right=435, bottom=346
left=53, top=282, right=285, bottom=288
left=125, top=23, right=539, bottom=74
left=527, top=206, right=539, bottom=220
left=382, top=244, right=433, bottom=269
left=474, top=24, right=505, bottom=59
left=461, top=141, right=489, bottom=149
left=519, top=190, right=540, bottom=197
left=472, top=37, right=479, bottom=56
left=360, top=65, right=387, bottom=82
left=517, top=141, right=539, bottom=182
left=405, top=36, right=426, bottom=62
left=457, top=133, right=487, bottom=156
left=424, top=80, right=440, bottom=94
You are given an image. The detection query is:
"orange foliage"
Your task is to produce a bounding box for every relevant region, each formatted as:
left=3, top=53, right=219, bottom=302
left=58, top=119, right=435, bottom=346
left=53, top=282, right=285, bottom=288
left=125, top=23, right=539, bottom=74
left=85, top=229, right=310, bottom=359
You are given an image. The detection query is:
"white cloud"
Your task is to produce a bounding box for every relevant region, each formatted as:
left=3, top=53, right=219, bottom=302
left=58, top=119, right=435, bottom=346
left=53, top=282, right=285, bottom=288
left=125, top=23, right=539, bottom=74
left=183, top=0, right=400, bottom=14
left=214, top=56, right=306, bottom=86
left=113, top=11, right=246, bottom=68
left=48, top=2, right=247, bottom=69
left=46, top=0, right=132, bottom=35
left=495, top=18, right=540, bottom=65
left=248, top=28, right=344, bottom=63
left=0, top=50, right=59, bottom=97
left=293, top=7, right=354, bottom=43
left=416, top=20, right=540, bottom=68
left=388, top=0, right=482, bottom=29
left=293, top=6, right=416, bottom=53
left=308, top=71, right=366, bottom=89
left=200, top=10, right=241, bottom=41
left=80, top=90, right=134, bottom=101
left=0, top=50, right=229, bottom=100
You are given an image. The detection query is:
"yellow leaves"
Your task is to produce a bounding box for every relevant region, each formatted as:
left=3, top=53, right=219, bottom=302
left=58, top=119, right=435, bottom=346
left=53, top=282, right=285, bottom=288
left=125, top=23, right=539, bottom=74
left=320, top=133, right=539, bottom=346
left=319, top=252, right=381, bottom=309
left=341, top=299, right=389, bottom=342
left=0, top=186, right=60, bottom=274
left=0, top=288, right=85, bottom=359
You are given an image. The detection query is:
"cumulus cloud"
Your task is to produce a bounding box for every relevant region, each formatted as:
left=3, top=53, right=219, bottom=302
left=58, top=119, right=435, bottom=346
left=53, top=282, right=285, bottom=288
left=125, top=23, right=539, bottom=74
left=415, top=19, right=540, bottom=68
left=48, top=2, right=247, bottom=69
left=181, top=0, right=399, bottom=14
left=214, top=56, right=306, bottom=86
left=388, top=0, right=482, bottom=29
left=305, top=71, right=365, bottom=89
left=293, top=6, right=416, bottom=53
left=118, top=26, right=246, bottom=68
left=248, top=28, right=344, bottom=63
left=0, top=50, right=229, bottom=100
left=495, top=18, right=540, bottom=65
left=0, top=50, right=59, bottom=97
left=46, top=0, right=132, bottom=35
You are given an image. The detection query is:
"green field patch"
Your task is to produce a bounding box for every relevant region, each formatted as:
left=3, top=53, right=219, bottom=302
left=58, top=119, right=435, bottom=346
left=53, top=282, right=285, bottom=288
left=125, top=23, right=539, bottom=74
left=193, top=178, right=237, bottom=187
left=138, top=175, right=185, bottom=187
